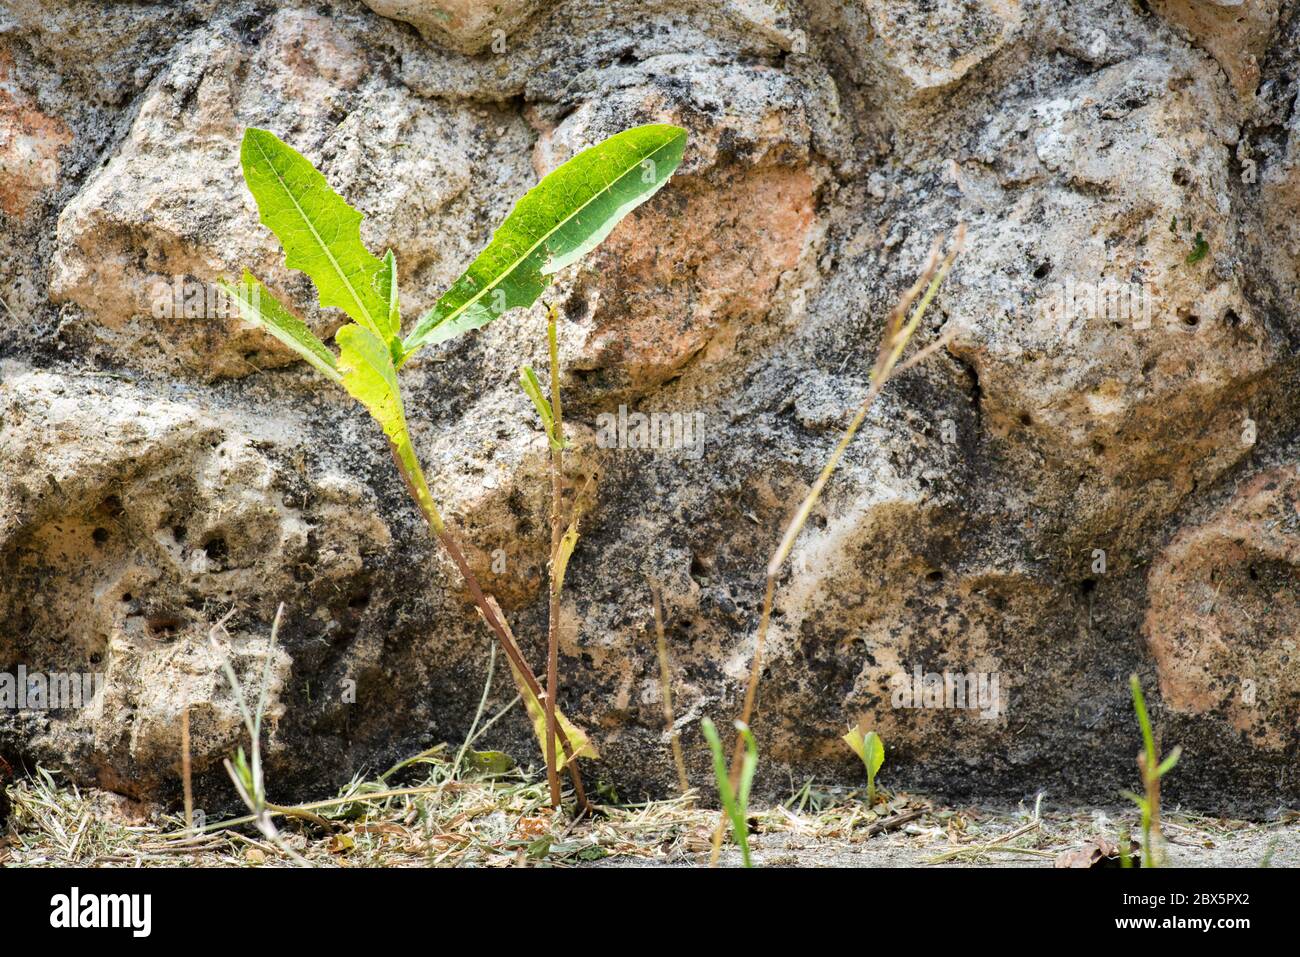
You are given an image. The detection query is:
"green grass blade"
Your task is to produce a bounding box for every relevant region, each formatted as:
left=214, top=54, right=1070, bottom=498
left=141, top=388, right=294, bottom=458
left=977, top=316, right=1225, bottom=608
left=1129, top=674, right=1157, bottom=771
left=400, top=124, right=687, bottom=359
left=240, top=128, right=390, bottom=342
left=518, top=364, right=558, bottom=445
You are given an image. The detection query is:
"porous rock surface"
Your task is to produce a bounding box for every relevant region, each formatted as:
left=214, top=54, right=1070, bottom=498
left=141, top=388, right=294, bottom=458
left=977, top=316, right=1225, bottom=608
left=2, top=0, right=1299, bottom=813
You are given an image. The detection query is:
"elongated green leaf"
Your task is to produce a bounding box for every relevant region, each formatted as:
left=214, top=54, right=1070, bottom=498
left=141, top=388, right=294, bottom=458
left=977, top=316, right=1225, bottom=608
left=519, top=364, right=561, bottom=449
left=702, top=717, right=757, bottom=867
left=400, top=123, right=688, bottom=360
left=221, top=271, right=341, bottom=384
left=376, top=249, right=401, bottom=344
left=1155, top=745, right=1181, bottom=778
left=240, top=128, right=390, bottom=341
left=505, top=656, right=598, bottom=771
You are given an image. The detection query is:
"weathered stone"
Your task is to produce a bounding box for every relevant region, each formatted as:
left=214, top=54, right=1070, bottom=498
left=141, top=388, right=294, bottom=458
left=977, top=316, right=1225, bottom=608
left=1145, top=463, right=1300, bottom=750
left=1150, top=0, right=1284, bottom=99
left=362, top=0, right=556, bottom=54
left=946, top=55, right=1280, bottom=546
left=3, top=0, right=1300, bottom=814
left=0, top=49, right=70, bottom=220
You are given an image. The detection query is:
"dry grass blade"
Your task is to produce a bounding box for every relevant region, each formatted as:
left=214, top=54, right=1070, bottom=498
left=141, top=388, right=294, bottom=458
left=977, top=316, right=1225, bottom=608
left=650, top=580, right=690, bottom=794
left=711, top=227, right=966, bottom=865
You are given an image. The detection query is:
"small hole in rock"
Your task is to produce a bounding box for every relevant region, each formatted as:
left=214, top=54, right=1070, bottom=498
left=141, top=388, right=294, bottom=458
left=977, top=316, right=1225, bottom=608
left=1079, top=578, right=1097, bottom=596
left=926, top=570, right=945, bottom=583
left=1183, top=313, right=1200, bottom=328
left=348, top=590, right=372, bottom=610
left=120, top=592, right=133, bottom=603
left=203, top=536, right=228, bottom=563
left=147, top=614, right=182, bottom=637
left=1033, top=261, right=1051, bottom=280
left=173, top=525, right=187, bottom=543
left=1019, top=412, right=1033, bottom=427
left=92, top=527, right=109, bottom=545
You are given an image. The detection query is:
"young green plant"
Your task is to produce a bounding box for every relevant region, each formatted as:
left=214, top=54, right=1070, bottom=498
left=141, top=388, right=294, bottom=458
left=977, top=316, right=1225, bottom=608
left=701, top=717, right=758, bottom=868
left=710, top=228, right=967, bottom=863
left=223, top=123, right=686, bottom=809
left=843, top=723, right=885, bottom=807
left=1122, top=674, right=1181, bottom=867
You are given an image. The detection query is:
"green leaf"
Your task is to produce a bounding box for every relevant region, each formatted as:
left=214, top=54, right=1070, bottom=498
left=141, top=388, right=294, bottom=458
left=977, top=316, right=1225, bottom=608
left=1185, top=231, right=1209, bottom=265
left=842, top=725, right=885, bottom=778
left=1155, top=745, right=1181, bottom=778
left=401, top=123, right=688, bottom=359
left=221, top=271, right=341, bottom=384
left=843, top=724, right=885, bottom=805
left=376, top=249, right=401, bottom=344
left=335, top=324, right=408, bottom=445
left=519, top=364, right=559, bottom=448
left=1120, top=790, right=1149, bottom=814
left=462, top=750, right=515, bottom=775
left=701, top=717, right=757, bottom=867
left=240, top=127, right=390, bottom=341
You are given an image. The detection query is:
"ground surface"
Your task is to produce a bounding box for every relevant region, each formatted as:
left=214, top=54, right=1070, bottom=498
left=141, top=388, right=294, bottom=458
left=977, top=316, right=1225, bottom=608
left=3, top=758, right=1295, bottom=868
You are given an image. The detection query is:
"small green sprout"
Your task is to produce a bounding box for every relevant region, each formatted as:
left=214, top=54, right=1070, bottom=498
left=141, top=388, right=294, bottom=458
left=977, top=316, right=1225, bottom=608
left=843, top=723, right=886, bottom=807
left=702, top=717, right=758, bottom=868
left=1121, top=674, right=1181, bottom=867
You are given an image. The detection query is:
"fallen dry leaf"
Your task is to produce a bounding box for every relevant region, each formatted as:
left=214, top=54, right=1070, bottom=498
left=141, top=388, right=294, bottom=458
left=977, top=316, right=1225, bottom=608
left=1055, top=836, right=1139, bottom=868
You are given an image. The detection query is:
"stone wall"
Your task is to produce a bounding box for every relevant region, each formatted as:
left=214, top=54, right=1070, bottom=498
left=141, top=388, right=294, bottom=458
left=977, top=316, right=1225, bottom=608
left=1, top=0, right=1298, bottom=813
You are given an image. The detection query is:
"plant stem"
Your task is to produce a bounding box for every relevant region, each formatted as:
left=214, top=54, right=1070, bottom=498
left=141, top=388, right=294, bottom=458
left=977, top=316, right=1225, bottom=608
left=650, top=581, right=690, bottom=794
left=386, top=440, right=589, bottom=809
left=544, top=306, right=565, bottom=808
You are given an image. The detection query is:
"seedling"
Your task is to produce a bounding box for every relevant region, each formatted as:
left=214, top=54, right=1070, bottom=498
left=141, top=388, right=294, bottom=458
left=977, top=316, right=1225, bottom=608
left=843, top=723, right=885, bottom=807
left=1121, top=674, right=1181, bottom=867
left=222, top=123, right=686, bottom=808
left=701, top=717, right=758, bottom=868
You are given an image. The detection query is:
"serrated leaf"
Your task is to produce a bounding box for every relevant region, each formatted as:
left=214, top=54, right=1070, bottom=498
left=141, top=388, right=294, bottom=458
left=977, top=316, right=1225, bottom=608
left=221, top=271, right=341, bottom=384
left=401, top=123, right=687, bottom=359
left=240, top=127, right=390, bottom=342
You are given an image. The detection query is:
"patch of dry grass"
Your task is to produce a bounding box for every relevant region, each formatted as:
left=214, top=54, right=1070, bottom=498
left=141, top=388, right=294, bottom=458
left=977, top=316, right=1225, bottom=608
left=3, top=758, right=1296, bottom=868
